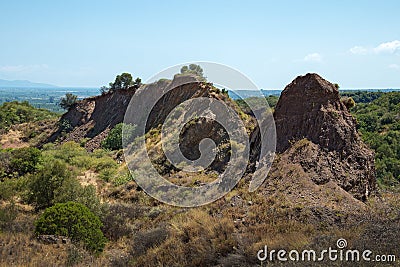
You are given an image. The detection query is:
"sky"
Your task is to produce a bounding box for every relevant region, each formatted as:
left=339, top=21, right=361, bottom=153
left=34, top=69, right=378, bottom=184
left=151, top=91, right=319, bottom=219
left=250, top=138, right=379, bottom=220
left=0, top=0, right=400, bottom=89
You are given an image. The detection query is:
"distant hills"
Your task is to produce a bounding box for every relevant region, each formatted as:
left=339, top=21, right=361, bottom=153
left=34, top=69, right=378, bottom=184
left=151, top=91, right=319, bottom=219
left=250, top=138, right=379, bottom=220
left=0, top=79, right=58, bottom=88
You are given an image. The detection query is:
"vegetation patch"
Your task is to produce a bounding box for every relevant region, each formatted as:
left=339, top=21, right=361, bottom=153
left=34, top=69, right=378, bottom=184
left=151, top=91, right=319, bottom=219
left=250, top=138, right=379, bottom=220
left=35, top=201, right=107, bottom=252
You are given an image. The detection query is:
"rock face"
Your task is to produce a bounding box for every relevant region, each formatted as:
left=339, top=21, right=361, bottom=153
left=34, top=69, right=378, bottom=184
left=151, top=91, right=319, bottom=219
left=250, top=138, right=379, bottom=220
left=47, top=89, right=136, bottom=151
left=273, top=73, right=375, bottom=200
left=47, top=74, right=237, bottom=156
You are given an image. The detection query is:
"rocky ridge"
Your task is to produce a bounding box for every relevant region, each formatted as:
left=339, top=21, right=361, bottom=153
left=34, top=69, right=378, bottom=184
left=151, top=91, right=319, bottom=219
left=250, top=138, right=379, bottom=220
left=48, top=73, right=375, bottom=202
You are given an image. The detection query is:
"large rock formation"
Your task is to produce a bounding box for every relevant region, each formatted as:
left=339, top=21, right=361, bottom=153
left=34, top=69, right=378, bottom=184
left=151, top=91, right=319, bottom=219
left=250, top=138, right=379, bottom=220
left=48, top=72, right=375, bottom=201
left=272, top=73, right=375, bottom=200
left=47, top=74, right=240, bottom=159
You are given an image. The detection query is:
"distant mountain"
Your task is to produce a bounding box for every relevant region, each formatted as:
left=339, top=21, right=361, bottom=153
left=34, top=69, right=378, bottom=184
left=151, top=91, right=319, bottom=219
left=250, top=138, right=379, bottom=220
left=0, top=79, right=58, bottom=88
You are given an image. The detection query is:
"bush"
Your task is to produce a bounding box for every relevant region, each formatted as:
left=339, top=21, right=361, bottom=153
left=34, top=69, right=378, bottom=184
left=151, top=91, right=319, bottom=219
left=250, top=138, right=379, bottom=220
left=341, top=96, right=356, bottom=110
left=101, top=123, right=137, bottom=150
left=53, top=178, right=104, bottom=217
left=58, top=118, right=73, bottom=133
left=27, top=159, right=72, bottom=210
left=9, top=147, right=41, bottom=177
left=0, top=177, right=27, bottom=201
left=35, top=202, right=107, bottom=252
left=43, top=141, right=87, bottom=164
left=0, top=147, right=41, bottom=179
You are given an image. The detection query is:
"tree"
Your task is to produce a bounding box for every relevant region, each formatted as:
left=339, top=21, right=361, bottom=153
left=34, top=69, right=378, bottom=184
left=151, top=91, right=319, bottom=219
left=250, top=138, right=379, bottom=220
left=180, top=64, right=206, bottom=81
left=101, top=73, right=142, bottom=94
left=59, top=93, right=78, bottom=110
left=111, top=73, right=132, bottom=90
left=134, top=77, right=142, bottom=88
left=35, top=202, right=107, bottom=252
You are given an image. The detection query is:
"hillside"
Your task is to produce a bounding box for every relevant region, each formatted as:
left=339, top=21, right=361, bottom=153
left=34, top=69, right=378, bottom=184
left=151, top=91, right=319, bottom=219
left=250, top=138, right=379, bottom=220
left=351, top=92, right=400, bottom=186
left=0, top=73, right=399, bottom=266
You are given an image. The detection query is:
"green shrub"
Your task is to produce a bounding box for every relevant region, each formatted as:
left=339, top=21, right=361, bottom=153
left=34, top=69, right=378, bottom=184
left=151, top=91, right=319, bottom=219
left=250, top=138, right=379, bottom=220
left=43, top=141, right=87, bottom=164
left=98, top=168, right=116, bottom=182
left=92, top=157, right=118, bottom=172
left=0, top=150, right=11, bottom=179
left=54, top=178, right=104, bottom=217
left=42, top=141, right=117, bottom=173
left=341, top=96, right=356, bottom=109
left=112, top=170, right=134, bottom=186
left=58, top=118, right=73, bottom=133
left=35, top=202, right=107, bottom=252
left=0, top=178, right=26, bottom=201
left=9, top=147, right=41, bottom=176
left=101, top=123, right=137, bottom=150
left=27, top=159, right=72, bottom=209
left=0, top=147, right=41, bottom=179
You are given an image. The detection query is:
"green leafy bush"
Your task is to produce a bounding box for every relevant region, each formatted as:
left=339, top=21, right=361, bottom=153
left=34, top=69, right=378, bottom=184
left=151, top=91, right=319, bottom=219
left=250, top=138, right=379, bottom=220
left=0, top=147, right=41, bottom=179
left=43, top=141, right=87, bottom=164
left=0, top=177, right=27, bottom=201
left=58, top=118, right=73, bottom=133
left=42, top=141, right=117, bottom=173
left=27, top=159, right=72, bottom=209
left=35, top=202, right=107, bottom=252
left=53, top=178, right=104, bottom=217
left=9, top=147, right=41, bottom=176
left=101, top=123, right=137, bottom=150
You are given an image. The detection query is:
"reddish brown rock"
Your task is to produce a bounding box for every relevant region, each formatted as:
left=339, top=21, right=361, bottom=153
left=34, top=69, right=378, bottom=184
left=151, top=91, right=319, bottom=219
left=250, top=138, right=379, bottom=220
left=273, top=73, right=375, bottom=200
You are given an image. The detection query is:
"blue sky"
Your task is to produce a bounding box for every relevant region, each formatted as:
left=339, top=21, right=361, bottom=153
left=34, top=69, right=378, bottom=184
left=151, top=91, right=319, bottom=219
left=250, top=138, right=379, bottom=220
left=1, top=0, right=400, bottom=88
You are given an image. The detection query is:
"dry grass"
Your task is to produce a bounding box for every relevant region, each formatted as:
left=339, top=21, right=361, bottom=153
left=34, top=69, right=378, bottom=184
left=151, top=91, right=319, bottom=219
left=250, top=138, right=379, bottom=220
left=0, top=119, right=58, bottom=149
left=132, top=209, right=236, bottom=267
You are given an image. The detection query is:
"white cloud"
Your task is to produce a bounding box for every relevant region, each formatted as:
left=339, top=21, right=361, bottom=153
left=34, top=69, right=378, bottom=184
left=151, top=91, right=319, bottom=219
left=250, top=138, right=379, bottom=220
left=349, top=46, right=368, bottom=55
left=388, top=63, right=400, bottom=69
left=304, top=53, right=322, bottom=62
left=0, top=64, right=48, bottom=73
left=374, top=40, right=400, bottom=54
left=349, top=40, right=400, bottom=55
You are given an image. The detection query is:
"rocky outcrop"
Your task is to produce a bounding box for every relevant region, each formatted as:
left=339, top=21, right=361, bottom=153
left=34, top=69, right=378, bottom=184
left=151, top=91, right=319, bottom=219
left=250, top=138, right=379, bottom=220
left=272, top=73, right=375, bottom=200
left=47, top=74, right=238, bottom=154
left=48, top=72, right=375, bottom=201
left=275, top=73, right=358, bottom=153
left=47, top=89, right=136, bottom=151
